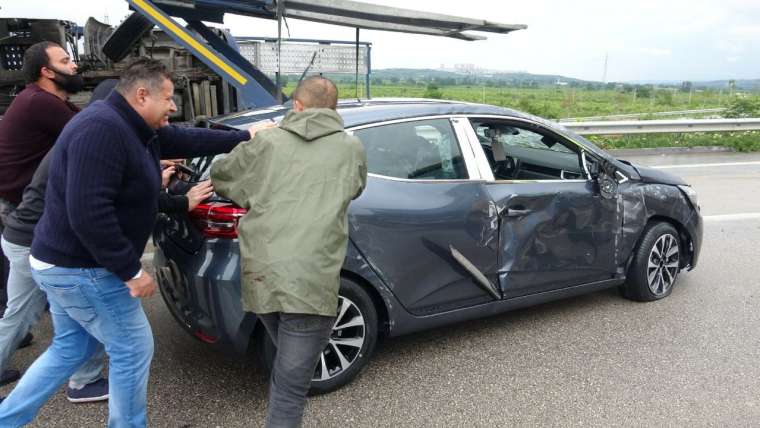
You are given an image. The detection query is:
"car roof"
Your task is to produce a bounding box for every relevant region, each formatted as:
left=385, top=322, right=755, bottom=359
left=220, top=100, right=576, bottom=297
left=212, top=98, right=534, bottom=129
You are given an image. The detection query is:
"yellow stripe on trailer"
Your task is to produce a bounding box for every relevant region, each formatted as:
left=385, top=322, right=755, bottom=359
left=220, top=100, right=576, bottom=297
left=131, top=0, right=248, bottom=85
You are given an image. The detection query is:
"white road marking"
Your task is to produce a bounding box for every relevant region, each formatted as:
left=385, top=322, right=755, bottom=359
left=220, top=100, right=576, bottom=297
left=652, top=161, right=760, bottom=169
left=703, top=213, right=760, bottom=222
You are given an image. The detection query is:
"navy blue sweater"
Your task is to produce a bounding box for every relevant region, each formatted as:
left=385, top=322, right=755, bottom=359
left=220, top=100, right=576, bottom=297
left=32, top=91, right=249, bottom=281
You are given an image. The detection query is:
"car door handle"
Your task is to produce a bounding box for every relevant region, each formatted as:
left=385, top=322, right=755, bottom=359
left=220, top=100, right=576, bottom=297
left=506, top=208, right=532, bottom=217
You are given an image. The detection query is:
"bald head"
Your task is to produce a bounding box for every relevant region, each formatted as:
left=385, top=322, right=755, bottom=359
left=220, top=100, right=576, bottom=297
left=292, top=76, right=338, bottom=110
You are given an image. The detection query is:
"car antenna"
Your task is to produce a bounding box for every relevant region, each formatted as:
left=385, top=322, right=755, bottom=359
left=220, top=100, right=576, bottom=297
left=295, top=51, right=318, bottom=88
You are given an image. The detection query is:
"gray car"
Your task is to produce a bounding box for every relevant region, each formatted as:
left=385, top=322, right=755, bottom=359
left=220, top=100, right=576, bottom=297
left=153, top=99, right=702, bottom=393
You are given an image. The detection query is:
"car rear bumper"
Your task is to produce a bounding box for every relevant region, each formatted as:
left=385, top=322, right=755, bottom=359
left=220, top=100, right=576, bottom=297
left=153, top=239, right=256, bottom=354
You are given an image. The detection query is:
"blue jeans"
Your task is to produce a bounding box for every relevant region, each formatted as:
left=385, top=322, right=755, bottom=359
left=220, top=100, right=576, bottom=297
left=0, top=266, right=154, bottom=428
left=0, top=237, right=105, bottom=388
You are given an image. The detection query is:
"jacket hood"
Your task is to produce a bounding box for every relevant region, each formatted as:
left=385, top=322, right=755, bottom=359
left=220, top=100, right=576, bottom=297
left=279, top=108, right=344, bottom=142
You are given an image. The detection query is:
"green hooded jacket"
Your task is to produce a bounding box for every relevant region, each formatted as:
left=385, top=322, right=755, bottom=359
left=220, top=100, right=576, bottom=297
left=211, top=108, right=367, bottom=316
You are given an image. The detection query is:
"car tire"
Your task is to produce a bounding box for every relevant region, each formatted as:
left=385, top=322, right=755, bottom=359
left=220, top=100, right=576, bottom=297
left=623, top=221, right=681, bottom=302
left=257, top=277, right=379, bottom=395
left=102, top=12, right=153, bottom=62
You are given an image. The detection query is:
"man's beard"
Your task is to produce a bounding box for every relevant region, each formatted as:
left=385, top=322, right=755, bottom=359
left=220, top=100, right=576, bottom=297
left=48, top=67, right=84, bottom=94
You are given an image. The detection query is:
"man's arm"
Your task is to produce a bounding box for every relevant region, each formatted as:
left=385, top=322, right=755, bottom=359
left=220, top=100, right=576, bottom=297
left=352, top=138, right=368, bottom=200
left=158, top=192, right=188, bottom=214
left=157, top=125, right=250, bottom=159
left=210, top=132, right=272, bottom=208
left=65, top=124, right=141, bottom=281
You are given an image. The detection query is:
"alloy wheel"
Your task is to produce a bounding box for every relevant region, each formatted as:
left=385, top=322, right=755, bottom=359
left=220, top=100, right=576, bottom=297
left=313, top=296, right=366, bottom=382
left=647, top=234, right=680, bottom=296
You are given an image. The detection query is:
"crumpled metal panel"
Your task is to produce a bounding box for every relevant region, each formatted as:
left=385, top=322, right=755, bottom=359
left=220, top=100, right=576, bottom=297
left=348, top=177, right=499, bottom=316
left=487, top=180, right=619, bottom=298
left=341, top=239, right=402, bottom=334
left=617, top=181, right=700, bottom=269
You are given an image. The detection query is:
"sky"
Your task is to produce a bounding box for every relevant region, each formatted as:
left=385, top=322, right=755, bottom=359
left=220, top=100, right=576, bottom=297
left=1, top=0, right=759, bottom=82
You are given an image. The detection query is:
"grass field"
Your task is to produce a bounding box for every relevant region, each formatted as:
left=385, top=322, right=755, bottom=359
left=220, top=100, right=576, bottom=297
left=284, top=82, right=760, bottom=151
left=329, top=84, right=735, bottom=119
left=587, top=131, right=760, bottom=152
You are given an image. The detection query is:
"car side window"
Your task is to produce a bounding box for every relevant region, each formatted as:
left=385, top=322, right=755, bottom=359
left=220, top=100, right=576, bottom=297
left=353, top=119, right=468, bottom=180
left=472, top=120, right=585, bottom=181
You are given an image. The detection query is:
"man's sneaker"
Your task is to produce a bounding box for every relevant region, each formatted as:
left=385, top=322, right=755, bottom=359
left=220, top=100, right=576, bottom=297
left=0, top=369, right=20, bottom=387
left=17, top=333, right=33, bottom=349
left=66, top=378, right=109, bottom=403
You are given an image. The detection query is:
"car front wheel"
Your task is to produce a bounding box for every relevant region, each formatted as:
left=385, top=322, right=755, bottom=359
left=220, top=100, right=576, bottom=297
left=623, top=221, right=681, bottom=302
left=258, top=277, right=379, bottom=394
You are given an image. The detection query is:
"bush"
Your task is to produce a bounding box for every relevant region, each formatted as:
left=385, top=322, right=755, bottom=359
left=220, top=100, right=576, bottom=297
left=423, top=83, right=443, bottom=99
left=725, top=97, right=760, bottom=118
left=656, top=90, right=674, bottom=106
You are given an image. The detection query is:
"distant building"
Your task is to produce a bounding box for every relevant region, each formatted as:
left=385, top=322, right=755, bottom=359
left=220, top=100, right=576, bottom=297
left=454, top=63, right=478, bottom=74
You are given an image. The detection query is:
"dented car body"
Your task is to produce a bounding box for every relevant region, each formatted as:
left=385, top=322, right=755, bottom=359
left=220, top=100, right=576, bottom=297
left=153, top=99, right=702, bottom=391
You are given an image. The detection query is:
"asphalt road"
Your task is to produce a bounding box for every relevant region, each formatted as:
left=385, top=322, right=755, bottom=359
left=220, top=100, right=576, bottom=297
left=3, top=151, right=759, bottom=427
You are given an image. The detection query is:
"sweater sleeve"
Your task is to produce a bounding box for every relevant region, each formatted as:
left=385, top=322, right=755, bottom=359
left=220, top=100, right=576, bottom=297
left=64, top=123, right=141, bottom=281
left=157, top=125, right=250, bottom=159
left=158, top=192, right=189, bottom=214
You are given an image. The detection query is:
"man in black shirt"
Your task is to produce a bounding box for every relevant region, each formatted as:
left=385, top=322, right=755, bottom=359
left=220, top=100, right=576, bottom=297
left=0, top=40, right=82, bottom=386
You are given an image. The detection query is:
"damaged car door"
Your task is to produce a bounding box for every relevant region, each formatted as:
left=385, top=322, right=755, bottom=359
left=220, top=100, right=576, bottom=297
left=348, top=117, right=502, bottom=316
left=463, top=118, right=621, bottom=299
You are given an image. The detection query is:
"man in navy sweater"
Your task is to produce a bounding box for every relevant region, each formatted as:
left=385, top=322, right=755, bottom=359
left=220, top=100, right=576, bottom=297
left=0, top=58, right=259, bottom=427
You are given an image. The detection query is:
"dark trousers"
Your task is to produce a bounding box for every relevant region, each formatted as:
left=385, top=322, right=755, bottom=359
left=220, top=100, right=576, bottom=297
left=258, top=312, right=335, bottom=428
left=0, top=198, right=14, bottom=309
left=0, top=243, right=8, bottom=309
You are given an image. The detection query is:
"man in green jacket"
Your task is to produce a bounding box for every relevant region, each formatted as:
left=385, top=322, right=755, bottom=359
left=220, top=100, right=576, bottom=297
left=211, top=76, right=367, bottom=427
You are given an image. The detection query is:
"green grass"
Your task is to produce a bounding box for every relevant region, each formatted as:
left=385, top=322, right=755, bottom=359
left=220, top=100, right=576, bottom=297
left=328, top=84, right=733, bottom=119
left=282, top=82, right=760, bottom=151
left=587, top=131, right=760, bottom=152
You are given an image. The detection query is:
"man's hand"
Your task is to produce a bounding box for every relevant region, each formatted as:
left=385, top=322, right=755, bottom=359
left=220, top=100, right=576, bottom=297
left=186, top=180, right=214, bottom=211
left=160, top=159, right=182, bottom=169
left=247, top=121, right=277, bottom=140
left=161, top=166, right=175, bottom=189
left=126, top=272, right=157, bottom=298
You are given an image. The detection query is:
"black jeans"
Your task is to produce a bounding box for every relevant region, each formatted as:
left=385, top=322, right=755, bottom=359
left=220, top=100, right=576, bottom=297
left=0, top=198, right=15, bottom=309
left=258, top=312, right=335, bottom=428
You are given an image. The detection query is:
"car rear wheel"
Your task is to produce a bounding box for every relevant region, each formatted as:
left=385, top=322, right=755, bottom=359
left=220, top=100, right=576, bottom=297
left=623, top=222, right=681, bottom=302
left=258, top=277, right=379, bottom=395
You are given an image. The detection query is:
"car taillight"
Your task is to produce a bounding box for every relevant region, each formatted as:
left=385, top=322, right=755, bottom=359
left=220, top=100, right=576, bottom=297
left=189, top=202, right=247, bottom=238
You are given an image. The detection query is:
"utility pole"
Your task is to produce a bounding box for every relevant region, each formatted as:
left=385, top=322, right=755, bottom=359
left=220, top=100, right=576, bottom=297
left=602, top=52, right=608, bottom=84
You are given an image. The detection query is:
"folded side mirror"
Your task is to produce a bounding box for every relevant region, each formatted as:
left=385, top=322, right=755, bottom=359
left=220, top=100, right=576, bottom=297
left=584, top=152, right=601, bottom=179
left=587, top=158, right=601, bottom=179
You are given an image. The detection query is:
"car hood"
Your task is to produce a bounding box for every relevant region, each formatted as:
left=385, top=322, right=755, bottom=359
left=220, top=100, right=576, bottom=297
left=630, top=163, right=687, bottom=185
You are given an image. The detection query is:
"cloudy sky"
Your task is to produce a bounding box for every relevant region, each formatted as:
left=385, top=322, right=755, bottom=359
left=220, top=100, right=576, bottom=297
left=1, top=0, right=758, bottom=82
